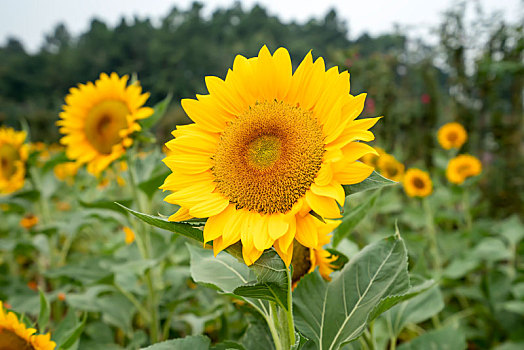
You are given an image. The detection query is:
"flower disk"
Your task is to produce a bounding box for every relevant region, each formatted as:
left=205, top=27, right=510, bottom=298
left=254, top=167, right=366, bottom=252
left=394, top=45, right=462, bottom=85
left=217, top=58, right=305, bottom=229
left=446, top=154, right=482, bottom=184
left=161, top=46, right=380, bottom=266
left=213, top=100, right=324, bottom=214
left=403, top=168, right=433, bottom=198
left=57, top=73, right=153, bottom=175
left=437, top=122, right=467, bottom=150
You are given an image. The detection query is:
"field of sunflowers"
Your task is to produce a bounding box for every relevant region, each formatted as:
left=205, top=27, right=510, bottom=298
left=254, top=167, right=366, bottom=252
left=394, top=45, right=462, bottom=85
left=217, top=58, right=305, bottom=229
left=1, top=2, right=523, bottom=350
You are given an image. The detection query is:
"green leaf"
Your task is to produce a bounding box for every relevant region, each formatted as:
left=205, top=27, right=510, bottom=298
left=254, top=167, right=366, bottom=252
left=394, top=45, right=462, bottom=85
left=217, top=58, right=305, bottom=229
left=333, top=190, right=381, bottom=247
left=343, top=171, right=396, bottom=196
left=37, top=289, right=50, bottom=332
left=239, top=320, right=275, bottom=350
left=397, top=326, right=466, bottom=350
left=187, top=243, right=254, bottom=293
left=57, top=313, right=87, bottom=350
left=293, top=235, right=411, bottom=349
left=381, top=285, right=444, bottom=337
left=140, top=93, right=172, bottom=131
left=12, top=189, right=41, bottom=201
left=368, top=279, right=435, bottom=321
left=117, top=203, right=205, bottom=241
left=141, top=335, right=211, bottom=350
left=233, top=249, right=288, bottom=309
left=187, top=243, right=284, bottom=313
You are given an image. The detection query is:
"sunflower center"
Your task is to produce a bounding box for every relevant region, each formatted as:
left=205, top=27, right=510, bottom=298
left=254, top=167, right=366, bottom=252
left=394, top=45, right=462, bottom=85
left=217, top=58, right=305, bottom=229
left=247, top=135, right=282, bottom=169
left=0, top=144, right=20, bottom=179
left=385, top=165, right=398, bottom=177
left=412, top=177, right=425, bottom=189
left=84, top=100, right=129, bottom=155
left=456, top=164, right=471, bottom=176
left=0, top=329, right=34, bottom=350
left=447, top=131, right=458, bottom=143
left=212, top=100, right=325, bottom=214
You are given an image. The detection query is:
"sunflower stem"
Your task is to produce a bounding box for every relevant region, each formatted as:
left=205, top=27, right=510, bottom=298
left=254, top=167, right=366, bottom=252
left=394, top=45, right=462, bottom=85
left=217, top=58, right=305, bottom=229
left=285, top=265, right=296, bottom=347
left=462, top=187, right=472, bottom=231
left=423, top=198, right=441, bottom=278
left=126, top=152, right=161, bottom=343
left=268, top=302, right=283, bottom=350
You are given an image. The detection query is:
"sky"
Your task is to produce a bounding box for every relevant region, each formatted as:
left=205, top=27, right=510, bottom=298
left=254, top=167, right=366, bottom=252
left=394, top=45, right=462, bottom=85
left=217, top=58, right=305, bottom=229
left=0, top=0, right=522, bottom=52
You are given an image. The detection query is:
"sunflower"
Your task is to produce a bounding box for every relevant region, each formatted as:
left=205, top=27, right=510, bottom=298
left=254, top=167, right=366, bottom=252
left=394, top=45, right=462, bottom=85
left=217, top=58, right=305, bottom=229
left=403, top=168, right=432, bottom=197
left=437, top=122, right=467, bottom=150
left=360, top=146, right=385, bottom=168
left=0, top=127, right=28, bottom=195
left=0, top=301, right=56, bottom=350
left=53, top=162, right=79, bottom=184
left=57, top=73, right=154, bottom=176
left=377, top=154, right=404, bottom=182
left=291, top=220, right=339, bottom=287
left=161, top=46, right=380, bottom=266
left=20, top=214, right=39, bottom=230
left=446, top=154, right=482, bottom=184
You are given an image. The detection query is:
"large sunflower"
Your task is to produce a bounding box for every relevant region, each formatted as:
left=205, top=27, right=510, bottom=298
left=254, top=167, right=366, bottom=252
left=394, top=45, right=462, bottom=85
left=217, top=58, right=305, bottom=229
left=57, top=73, right=153, bottom=175
left=161, top=46, right=380, bottom=266
left=0, top=127, right=28, bottom=195
left=403, top=168, right=433, bottom=198
left=446, top=154, right=482, bottom=184
left=437, top=122, right=467, bottom=150
left=0, top=301, right=56, bottom=350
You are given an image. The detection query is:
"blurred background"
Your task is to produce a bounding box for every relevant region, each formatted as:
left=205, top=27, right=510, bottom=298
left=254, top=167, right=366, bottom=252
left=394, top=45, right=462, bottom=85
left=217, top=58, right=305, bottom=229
left=0, top=0, right=522, bottom=216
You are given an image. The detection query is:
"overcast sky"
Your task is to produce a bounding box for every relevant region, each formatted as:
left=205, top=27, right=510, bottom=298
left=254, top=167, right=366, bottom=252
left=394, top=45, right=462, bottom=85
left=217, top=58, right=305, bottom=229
left=1, top=0, right=522, bottom=52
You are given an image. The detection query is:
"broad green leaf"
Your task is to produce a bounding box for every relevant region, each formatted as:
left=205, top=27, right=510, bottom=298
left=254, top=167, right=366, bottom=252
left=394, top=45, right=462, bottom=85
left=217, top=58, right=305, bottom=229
left=37, top=289, right=50, bottom=332
left=211, top=341, right=246, bottom=350
left=98, top=294, right=135, bottom=336
left=293, top=235, right=411, bottom=350
left=117, top=203, right=205, bottom=241
left=187, top=243, right=283, bottom=313
left=187, top=243, right=253, bottom=293
left=397, top=326, right=466, bottom=350
left=343, top=171, right=396, bottom=196
left=233, top=248, right=288, bottom=309
left=12, top=189, right=41, bottom=201
left=368, top=279, right=435, bottom=321
left=239, top=320, right=275, bottom=350
left=140, top=93, right=173, bottom=130
left=141, top=335, right=210, bottom=350
left=381, top=285, right=443, bottom=337
left=333, top=190, right=381, bottom=247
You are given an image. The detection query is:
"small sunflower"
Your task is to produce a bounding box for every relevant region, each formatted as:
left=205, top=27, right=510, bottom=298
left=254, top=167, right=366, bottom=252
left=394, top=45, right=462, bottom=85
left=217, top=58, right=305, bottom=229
left=360, top=146, right=385, bottom=168
left=291, top=220, right=339, bottom=287
left=0, top=301, right=56, bottom=350
left=161, top=46, right=380, bottom=266
left=403, top=168, right=432, bottom=198
left=20, top=214, right=39, bottom=230
left=437, top=122, right=467, bottom=150
left=53, top=162, right=79, bottom=184
left=0, top=127, right=28, bottom=195
left=57, top=73, right=154, bottom=176
left=446, top=154, right=482, bottom=184
left=377, top=154, right=404, bottom=182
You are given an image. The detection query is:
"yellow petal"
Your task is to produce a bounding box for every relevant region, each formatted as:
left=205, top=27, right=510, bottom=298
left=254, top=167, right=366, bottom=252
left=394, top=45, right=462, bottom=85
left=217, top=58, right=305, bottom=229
left=305, top=190, right=341, bottom=219
left=295, top=214, right=319, bottom=248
